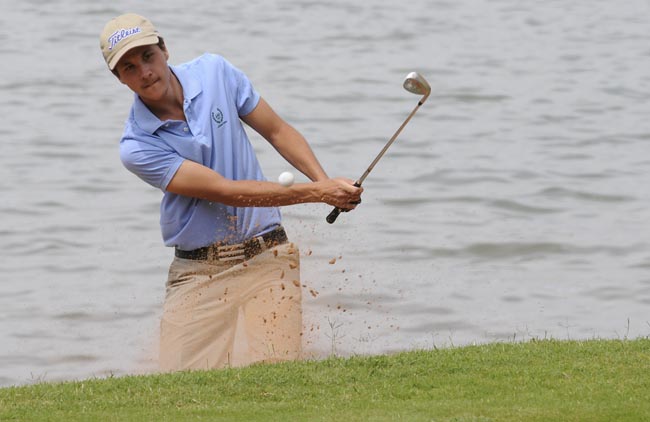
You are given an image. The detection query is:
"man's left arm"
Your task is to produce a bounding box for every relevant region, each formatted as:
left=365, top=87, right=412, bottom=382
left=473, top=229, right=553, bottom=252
left=241, top=98, right=329, bottom=182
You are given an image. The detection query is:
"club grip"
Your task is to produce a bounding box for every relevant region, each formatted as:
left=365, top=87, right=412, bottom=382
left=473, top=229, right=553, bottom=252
left=326, top=207, right=342, bottom=224
left=326, top=181, right=361, bottom=224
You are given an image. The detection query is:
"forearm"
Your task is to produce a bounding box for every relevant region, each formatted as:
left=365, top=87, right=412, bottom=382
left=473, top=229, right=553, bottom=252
left=204, top=180, right=321, bottom=207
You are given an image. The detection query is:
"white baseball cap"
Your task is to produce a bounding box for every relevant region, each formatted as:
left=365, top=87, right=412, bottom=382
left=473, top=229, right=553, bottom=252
left=100, top=13, right=160, bottom=70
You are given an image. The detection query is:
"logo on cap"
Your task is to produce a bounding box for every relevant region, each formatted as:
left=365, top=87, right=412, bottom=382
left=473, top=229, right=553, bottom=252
left=108, top=27, right=142, bottom=50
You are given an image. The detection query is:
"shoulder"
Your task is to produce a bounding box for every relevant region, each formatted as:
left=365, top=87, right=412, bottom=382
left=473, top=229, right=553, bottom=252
left=175, top=54, right=254, bottom=94
left=178, top=53, right=230, bottom=74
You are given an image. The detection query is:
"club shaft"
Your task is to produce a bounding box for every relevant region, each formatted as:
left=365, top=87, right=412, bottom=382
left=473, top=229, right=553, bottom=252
left=326, top=90, right=429, bottom=224
left=357, top=98, right=425, bottom=185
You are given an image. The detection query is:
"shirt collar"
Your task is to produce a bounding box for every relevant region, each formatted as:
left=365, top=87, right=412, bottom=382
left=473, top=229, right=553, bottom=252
left=132, top=64, right=203, bottom=134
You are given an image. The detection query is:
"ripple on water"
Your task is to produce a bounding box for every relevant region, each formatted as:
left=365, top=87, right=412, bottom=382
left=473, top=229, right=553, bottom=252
left=535, top=186, right=635, bottom=203
left=403, top=319, right=477, bottom=333
left=382, top=195, right=564, bottom=215
left=408, top=170, right=509, bottom=185
left=501, top=295, right=525, bottom=303
left=371, top=242, right=641, bottom=262
left=52, top=310, right=155, bottom=323
left=582, top=286, right=633, bottom=301
left=631, top=259, right=650, bottom=269
left=47, top=354, right=100, bottom=365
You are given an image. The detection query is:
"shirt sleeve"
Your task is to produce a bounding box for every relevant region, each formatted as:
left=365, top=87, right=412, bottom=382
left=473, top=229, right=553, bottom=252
left=119, top=138, right=185, bottom=191
left=220, top=57, right=260, bottom=117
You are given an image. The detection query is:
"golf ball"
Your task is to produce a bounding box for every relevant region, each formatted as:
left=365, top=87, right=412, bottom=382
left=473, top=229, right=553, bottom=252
left=278, top=171, right=295, bottom=187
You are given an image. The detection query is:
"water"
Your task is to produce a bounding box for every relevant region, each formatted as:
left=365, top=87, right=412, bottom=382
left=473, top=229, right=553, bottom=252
left=1, top=0, right=649, bottom=387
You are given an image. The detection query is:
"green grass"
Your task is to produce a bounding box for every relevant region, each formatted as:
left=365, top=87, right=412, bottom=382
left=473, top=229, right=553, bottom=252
left=1, top=339, right=649, bottom=421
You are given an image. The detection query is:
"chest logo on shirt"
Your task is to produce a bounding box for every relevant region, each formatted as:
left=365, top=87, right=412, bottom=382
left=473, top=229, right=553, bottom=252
left=211, top=108, right=228, bottom=128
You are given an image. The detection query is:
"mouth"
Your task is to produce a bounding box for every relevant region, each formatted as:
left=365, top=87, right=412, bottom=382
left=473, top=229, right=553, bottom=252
left=142, top=77, right=160, bottom=90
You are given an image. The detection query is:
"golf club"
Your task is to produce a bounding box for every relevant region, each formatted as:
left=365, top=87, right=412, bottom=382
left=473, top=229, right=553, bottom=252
left=326, top=71, right=431, bottom=224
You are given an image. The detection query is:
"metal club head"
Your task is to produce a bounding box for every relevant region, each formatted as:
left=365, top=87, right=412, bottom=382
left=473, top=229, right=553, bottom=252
left=403, top=72, right=431, bottom=103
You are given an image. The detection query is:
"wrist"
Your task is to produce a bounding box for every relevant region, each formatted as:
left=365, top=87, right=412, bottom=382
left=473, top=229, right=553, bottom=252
left=306, top=180, right=326, bottom=203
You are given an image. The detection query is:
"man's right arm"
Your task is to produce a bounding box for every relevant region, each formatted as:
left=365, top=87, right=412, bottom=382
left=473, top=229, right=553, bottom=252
left=165, top=159, right=362, bottom=210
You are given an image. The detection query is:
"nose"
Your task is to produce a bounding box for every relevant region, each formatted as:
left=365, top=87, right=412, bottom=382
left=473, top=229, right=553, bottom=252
left=139, top=61, right=154, bottom=80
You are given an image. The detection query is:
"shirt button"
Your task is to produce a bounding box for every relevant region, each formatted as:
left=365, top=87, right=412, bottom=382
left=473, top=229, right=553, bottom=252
left=183, top=127, right=189, bottom=132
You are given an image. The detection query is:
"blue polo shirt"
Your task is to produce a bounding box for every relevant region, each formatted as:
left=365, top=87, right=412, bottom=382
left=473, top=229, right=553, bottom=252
left=119, top=53, right=281, bottom=250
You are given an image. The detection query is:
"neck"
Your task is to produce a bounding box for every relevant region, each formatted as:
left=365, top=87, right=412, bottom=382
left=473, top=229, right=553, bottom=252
left=142, top=69, right=185, bottom=121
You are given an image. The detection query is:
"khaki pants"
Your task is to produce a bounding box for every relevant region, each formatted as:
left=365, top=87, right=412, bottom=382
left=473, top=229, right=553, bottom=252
left=159, top=242, right=302, bottom=371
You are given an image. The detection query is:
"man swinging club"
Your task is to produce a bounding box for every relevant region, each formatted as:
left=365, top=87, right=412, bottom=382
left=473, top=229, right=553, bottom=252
left=100, top=13, right=362, bottom=371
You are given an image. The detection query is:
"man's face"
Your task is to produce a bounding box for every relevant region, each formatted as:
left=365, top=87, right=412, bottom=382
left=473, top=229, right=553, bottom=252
left=115, top=44, right=171, bottom=103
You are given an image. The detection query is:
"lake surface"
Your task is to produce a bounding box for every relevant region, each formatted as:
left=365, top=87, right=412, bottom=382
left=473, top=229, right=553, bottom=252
left=1, top=0, right=649, bottom=387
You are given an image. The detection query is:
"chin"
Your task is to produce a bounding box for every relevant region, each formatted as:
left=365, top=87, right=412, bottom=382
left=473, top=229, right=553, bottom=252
left=139, top=84, right=164, bottom=100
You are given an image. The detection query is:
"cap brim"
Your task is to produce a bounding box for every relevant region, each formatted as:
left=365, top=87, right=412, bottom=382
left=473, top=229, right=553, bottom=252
left=108, top=35, right=160, bottom=70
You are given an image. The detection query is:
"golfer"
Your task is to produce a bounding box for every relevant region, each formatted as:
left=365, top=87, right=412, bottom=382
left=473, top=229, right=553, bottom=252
left=100, top=13, right=362, bottom=371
